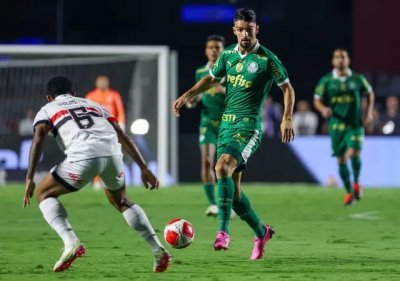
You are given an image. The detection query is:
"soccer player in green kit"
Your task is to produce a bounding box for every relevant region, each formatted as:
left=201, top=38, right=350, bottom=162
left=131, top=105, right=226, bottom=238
left=173, top=8, right=295, bottom=259
left=187, top=35, right=226, bottom=217
left=314, top=48, right=375, bottom=206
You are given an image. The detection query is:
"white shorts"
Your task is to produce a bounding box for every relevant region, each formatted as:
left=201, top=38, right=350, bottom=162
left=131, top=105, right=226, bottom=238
left=50, top=156, right=125, bottom=191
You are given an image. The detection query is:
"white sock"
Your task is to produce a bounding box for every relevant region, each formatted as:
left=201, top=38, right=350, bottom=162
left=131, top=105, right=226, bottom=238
left=39, top=197, right=79, bottom=248
left=123, top=204, right=163, bottom=254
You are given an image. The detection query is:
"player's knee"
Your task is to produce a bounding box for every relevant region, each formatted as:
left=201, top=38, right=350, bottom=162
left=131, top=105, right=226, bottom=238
left=215, top=159, right=231, bottom=177
left=109, top=197, right=132, bottom=213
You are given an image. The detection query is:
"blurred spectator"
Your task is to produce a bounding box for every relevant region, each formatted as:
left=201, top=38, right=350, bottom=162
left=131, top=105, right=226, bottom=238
left=86, top=75, right=126, bottom=131
left=18, top=108, right=35, bottom=136
left=262, top=96, right=282, bottom=137
left=380, top=96, right=400, bottom=135
left=292, top=100, right=318, bottom=135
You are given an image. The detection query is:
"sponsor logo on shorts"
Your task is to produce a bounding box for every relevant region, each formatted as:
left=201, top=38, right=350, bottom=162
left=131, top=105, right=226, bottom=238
left=67, top=173, right=82, bottom=184
left=222, top=114, right=236, bottom=122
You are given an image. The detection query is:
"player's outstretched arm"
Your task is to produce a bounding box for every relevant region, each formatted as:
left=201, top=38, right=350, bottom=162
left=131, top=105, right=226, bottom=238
left=364, top=91, right=375, bottom=126
left=110, top=121, right=159, bottom=190
left=280, top=82, right=295, bottom=143
left=313, top=98, right=332, bottom=119
left=173, top=75, right=215, bottom=117
left=23, top=123, right=51, bottom=207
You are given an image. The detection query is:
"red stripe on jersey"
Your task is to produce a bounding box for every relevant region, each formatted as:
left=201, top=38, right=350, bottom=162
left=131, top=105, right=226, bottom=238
left=50, top=110, right=69, bottom=124
left=87, top=107, right=102, bottom=116
left=107, top=116, right=118, bottom=122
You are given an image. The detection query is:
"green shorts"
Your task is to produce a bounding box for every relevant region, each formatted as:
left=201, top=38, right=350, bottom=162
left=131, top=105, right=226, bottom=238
left=217, top=127, right=262, bottom=172
left=329, top=122, right=364, bottom=156
left=199, top=119, right=220, bottom=145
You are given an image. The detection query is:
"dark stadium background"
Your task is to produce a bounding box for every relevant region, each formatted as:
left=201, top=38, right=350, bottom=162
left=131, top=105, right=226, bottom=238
left=1, top=0, right=398, bottom=133
left=1, top=0, right=399, bottom=183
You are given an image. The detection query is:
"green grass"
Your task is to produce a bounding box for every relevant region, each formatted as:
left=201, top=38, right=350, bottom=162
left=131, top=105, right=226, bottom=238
left=1, top=184, right=400, bottom=281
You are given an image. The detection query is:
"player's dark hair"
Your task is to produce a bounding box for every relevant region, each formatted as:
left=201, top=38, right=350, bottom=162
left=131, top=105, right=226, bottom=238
left=333, top=48, right=350, bottom=56
left=234, top=8, right=257, bottom=23
left=206, top=34, right=225, bottom=47
left=46, top=76, right=74, bottom=98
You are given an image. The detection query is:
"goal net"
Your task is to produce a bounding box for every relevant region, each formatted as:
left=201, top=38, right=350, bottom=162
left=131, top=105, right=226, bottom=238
left=0, top=45, right=178, bottom=186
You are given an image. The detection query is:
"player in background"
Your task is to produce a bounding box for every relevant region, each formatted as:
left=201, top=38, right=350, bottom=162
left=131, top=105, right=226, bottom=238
left=86, top=76, right=126, bottom=189
left=86, top=75, right=126, bottom=130
left=22, top=76, right=170, bottom=273
left=173, top=8, right=295, bottom=260
left=314, top=49, right=375, bottom=206
left=187, top=35, right=226, bottom=216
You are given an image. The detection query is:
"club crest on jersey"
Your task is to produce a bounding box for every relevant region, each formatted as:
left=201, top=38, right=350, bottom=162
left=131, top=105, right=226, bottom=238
left=247, top=61, right=258, bottom=73
left=236, top=62, right=244, bottom=73
left=348, top=81, right=356, bottom=90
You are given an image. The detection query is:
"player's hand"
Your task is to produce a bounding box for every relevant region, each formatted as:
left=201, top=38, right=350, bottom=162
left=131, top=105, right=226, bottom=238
left=214, top=83, right=225, bottom=94
left=321, top=107, right=332, bottom=118
left=23, top=178, right=36, bottom=207
left=141, top=168, right=159, bottom=190
left=173, top=94, right=189, bottom=117
left=363, top=112, right=374, bottom=127
left=280, top=118, right=295, bottom=143
left=186, top=97, right=198, bottom=109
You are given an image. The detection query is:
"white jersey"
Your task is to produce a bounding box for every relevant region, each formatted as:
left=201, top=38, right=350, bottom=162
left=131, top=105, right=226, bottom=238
left=33, top=94, right=123, bottom=162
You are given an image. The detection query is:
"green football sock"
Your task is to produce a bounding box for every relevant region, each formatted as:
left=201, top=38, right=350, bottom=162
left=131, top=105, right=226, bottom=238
left=217, top=177, right=234, bottom=234
left=232, top=191, right=266, bottom=238
left=339, top=163, right=353, bottom=193
left=203, top=183, right=216, bottom=205
left=350, top=156, right=361, bottom=183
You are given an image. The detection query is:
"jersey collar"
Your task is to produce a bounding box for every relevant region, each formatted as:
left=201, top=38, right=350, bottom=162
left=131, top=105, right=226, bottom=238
left=234, top=40, right=260, bottom=59
left=54, top=94, right=74, bottom=100
left=332, top=68, right=352, bottom=82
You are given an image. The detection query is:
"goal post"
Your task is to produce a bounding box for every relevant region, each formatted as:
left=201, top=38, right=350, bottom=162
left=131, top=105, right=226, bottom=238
left=0, top=45, right=178, bottom=186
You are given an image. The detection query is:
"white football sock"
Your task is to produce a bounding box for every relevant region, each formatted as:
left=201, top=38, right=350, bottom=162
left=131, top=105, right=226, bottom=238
left=123, top=204, right=163, bottom=254
left=39, top=197, right=79, bottom=248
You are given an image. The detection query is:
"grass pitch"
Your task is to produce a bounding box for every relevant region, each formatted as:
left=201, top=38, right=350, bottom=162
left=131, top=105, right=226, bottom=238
left=1, top=184, right=399, bottom=281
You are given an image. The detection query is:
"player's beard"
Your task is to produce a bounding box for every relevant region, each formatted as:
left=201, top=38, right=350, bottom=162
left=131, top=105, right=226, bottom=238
left=240, top=38, right=252, bottom=50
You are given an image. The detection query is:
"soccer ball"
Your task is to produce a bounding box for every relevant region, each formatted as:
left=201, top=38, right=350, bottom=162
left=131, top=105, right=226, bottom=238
left=164, top=218, right=195, bottom=249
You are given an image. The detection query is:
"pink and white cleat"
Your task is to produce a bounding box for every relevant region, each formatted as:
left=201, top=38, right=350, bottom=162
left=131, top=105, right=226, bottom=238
left=213, top=231, right=230, bottom=250
left=250, top=225, right=275, bottom=260
left=53, top=241, right=86, bottom=272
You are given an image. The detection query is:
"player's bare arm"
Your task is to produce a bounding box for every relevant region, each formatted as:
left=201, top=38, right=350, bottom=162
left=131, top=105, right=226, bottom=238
left=23, top=122, right=51, bottom=207
left=364, top=91, right=375, bottom=126
left=173, top=75, right=215, bottom=117
left=313, top=98, right=332, bottom=118
left=280, top=82, right=295, bottom=143
left=110, top=121, right=159, bottom=190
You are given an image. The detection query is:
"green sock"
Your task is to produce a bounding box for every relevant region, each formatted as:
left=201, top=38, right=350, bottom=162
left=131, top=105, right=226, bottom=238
left=232, top=191, right=266, bottom=238
left=217, top=177, right=234, bottom=234
left=339, top=163, right=353, bottom=193
left=350, top=156, right=361, bottom=183
left=203, top=183, right=216, bottom=205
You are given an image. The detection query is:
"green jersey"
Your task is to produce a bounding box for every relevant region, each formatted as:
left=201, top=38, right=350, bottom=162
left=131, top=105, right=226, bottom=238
left=314, top=69, right=373, bottom=126
left=195, top=63, right=225, bottom=120
left=210, top=42, right=289, bottom=129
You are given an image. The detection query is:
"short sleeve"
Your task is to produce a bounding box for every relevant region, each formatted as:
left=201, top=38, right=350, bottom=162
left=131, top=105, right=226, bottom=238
left=314, top=77, right=327, bottom=100
left=268, top=53, right=289, bottom=86
left=101, top=106, right=117, bottom=123
left=195, top=70, right=201, bottom=83
left=359, top=74, right=373, bottom=94
left=209, top=51, right=226, bottom=80
left=33, top=108, right=50, bottom=128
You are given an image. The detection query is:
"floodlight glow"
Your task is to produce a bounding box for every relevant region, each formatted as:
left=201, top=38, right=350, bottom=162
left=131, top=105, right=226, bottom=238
left=382, top=121, right=395, bottom=135
left=130, top=119, right=149, bottom=135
